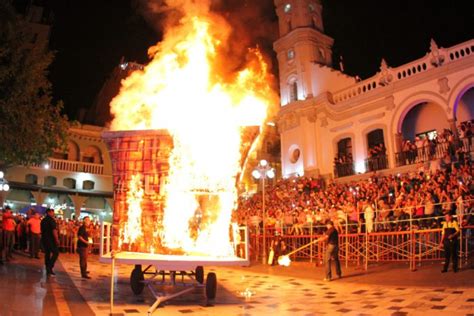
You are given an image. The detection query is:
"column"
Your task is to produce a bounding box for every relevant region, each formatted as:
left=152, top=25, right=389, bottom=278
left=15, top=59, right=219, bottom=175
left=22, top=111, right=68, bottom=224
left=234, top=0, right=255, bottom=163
left=70, top=194, right=88, bottom=219
left=31, top=190, right=47, bottom=206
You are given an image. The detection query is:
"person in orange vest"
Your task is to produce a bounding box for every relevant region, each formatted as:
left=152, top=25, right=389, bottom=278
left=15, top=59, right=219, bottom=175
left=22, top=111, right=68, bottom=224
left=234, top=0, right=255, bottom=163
left=2, top=206, right=16, bottom=261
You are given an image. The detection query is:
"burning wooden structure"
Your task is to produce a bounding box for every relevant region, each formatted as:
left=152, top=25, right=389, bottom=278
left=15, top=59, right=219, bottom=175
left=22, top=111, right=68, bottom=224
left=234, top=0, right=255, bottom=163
left=102, top=129, right=173, bottom=254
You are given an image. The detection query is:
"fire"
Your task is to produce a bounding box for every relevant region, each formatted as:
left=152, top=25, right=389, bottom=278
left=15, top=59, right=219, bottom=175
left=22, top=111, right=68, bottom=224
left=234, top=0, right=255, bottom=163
left=110, top=2, right=276, bottom=256
left=121, top=174, right=144, bottom=248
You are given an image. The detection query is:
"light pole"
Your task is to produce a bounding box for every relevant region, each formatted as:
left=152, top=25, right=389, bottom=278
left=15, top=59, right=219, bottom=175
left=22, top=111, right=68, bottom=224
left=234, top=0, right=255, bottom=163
left=252, top=159, right=275, bottom=264
left=0, top=171, right=11, bottom=207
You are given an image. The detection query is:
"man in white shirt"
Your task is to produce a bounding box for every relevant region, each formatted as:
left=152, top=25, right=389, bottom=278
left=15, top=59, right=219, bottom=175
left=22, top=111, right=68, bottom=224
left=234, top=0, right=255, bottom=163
left=27, top=212, right=41, bottom=259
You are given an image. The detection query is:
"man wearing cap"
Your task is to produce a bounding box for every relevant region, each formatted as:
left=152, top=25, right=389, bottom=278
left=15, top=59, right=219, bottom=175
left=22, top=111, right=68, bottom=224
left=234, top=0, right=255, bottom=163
left=41, top=208, right=59, bottom=276
left=439, top=213, right=460, bottom=273
left=322, top=220, right=342, bottom=281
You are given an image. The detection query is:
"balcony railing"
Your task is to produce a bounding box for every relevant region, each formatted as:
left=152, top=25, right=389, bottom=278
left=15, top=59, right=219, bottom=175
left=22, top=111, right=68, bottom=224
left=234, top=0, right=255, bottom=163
left=334, top=161, right=355, bottom=178
left=43, top=158, right=104, bottom=175
left=365, top=155, right=388, bottom=172
left=395, top=137, right=472, bottom=167
left=331, top=39, right=474, bottom=104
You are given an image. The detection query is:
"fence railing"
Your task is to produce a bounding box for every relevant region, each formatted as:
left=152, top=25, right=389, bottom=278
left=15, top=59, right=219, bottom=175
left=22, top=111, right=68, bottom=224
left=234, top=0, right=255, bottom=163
left=250, top=224, right=473, bottom=271
left=365, top=155, right=388, bottom=172
left=334, top=161, right=355, bottom=178
left=248, top=199, right=474, bottom=270
left=395, top=136, right=473, bottom=167
left=32, top=158, right=105, bottom=175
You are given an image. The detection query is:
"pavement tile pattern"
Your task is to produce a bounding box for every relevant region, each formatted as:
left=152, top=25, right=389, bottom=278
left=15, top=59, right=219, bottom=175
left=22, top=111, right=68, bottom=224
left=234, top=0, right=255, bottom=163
left=55, top=254, right=474, bottom=316
left=1, top=252, right=473, bottom=315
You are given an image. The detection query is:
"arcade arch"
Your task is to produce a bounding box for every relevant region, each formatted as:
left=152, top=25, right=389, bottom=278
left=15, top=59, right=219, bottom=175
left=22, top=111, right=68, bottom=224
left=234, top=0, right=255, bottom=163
left=400, top=101, right=449, bottom=141
left=454, top=86, right=474, bottom=124
left=82, top=145, right=103, bottom=164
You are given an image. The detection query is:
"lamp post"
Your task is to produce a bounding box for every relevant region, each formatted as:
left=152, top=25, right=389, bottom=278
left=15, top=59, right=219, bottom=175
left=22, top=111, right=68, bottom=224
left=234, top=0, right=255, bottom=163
left=252, top=159, right=275, bottom=264
left=0, top=171, right=11, bottom=207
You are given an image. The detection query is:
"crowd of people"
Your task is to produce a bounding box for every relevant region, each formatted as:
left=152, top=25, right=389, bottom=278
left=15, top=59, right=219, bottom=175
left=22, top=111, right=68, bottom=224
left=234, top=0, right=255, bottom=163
left=235, top=160, right=473, bottom=235
left=0, top=208, right=101, bottom=266
left=398, top=122, right=473, bottom=166
left=334, top=121, right=473, bottom=177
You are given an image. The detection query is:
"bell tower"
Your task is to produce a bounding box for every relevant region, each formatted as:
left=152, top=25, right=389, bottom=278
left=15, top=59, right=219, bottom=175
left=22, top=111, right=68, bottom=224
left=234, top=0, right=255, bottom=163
left=273, top=0, right=334, bottom=105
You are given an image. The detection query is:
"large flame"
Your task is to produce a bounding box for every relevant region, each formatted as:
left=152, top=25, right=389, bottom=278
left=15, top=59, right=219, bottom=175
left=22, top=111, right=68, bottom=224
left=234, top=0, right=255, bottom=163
left=121, top=174, right=144, bottom=247
left=110, top=2, right=276, bottom=256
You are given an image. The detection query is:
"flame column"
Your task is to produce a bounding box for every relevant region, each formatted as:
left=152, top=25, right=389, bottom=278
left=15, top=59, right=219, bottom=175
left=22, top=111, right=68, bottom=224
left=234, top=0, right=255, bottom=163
left=252, top=160, right=275, bottom=264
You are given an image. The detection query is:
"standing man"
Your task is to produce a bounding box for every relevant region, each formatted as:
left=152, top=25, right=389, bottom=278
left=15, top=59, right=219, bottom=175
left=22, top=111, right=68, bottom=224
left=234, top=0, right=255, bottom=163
left=41, top=208, right=59, bottom=276
left=322, top=221, right=342, bottom=281
left=439, top=214, right=460, bottom=273
left=77, top=216, right=91, bottom=279
left=27, top=212, right=41, bottom=259
left=269, top=232, right=286, bottom=266
left=2, top=206, right=16, bottom=261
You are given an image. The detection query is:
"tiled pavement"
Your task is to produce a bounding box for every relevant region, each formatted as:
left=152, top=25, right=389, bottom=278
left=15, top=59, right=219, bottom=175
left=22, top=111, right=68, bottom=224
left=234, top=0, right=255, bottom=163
left=60, top=254, right=474, bottom=316
left=1, top=251, right=473, bottom=315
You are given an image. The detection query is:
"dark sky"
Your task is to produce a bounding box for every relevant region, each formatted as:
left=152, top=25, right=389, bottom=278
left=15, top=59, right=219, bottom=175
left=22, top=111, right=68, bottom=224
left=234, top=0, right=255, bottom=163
left=45, top=0, right=474, bottom=121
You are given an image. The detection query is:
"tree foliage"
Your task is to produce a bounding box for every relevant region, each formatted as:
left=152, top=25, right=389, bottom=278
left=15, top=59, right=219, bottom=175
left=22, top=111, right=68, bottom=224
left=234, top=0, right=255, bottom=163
left=0, top=1, right=69, bottom=167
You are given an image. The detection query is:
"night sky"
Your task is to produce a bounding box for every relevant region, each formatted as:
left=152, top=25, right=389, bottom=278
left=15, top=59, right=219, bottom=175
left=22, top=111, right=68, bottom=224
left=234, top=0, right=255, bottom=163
left=44, top=0, right=474, bottom=121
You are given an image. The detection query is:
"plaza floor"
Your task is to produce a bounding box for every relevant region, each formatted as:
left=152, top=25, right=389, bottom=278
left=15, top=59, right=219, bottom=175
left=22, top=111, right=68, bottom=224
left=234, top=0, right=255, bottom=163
left=0, top=251, right=473, bottom=316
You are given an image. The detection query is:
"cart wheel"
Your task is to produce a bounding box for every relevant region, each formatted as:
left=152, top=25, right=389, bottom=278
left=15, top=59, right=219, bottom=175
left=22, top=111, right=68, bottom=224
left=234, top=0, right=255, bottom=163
left=195, top=266, right=204, bottom=284
left=130, top=265, right=145, bottom=295
left=205, top=272, right=217, bottom=300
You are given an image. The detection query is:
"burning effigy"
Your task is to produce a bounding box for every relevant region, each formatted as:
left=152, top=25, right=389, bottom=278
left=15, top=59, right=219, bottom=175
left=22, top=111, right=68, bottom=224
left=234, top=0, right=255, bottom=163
left=104, top=0, right=277, bottom=258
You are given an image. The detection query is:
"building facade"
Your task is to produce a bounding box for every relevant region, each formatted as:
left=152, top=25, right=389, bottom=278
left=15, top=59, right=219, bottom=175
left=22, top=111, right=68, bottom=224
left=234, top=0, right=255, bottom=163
left=274, top=0, right=474, bottom=179
left=1, top=2, right=113, bottom=220
left=5, top=124, right=113, bottom=219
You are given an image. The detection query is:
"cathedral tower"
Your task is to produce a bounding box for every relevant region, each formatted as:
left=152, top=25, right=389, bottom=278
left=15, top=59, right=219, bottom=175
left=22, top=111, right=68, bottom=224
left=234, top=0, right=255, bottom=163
left=273, top=0, right=334, bottom=105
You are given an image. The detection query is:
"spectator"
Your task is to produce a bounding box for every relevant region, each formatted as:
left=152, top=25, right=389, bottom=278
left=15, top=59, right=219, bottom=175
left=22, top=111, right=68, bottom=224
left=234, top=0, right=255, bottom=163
left=77, top=216, right=92, bottom=279
left=27, top=212, right=41, bottom=259
left=41, top=208, right=59, bottom=276
left=2, top=206, right=16, bottom=262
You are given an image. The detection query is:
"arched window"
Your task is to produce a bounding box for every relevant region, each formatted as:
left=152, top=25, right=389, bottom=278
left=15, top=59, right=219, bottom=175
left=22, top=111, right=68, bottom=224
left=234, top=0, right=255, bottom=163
left=67, top=141, right=80, bottom=161
left=63, top=178, right=76, bottom=189
left=44, top=176, right=57, bottom=187
left=25, top=174, right=38, bottom=185
left=367, top=129, right=385, bottom=150
left=82, top=180, right=95, bottom=190
left=289, top=80, right=298, bottom=102
left=82, top=146, right=103, bottom=164
left=337, top=138, right=352, bottom=159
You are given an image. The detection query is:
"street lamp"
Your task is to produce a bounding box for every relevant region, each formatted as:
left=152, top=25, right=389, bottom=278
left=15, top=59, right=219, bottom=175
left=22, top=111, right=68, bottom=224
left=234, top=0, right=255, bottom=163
left=0, top=171, right=10, bottom=207
left=252, top=159, right=275, bottom=264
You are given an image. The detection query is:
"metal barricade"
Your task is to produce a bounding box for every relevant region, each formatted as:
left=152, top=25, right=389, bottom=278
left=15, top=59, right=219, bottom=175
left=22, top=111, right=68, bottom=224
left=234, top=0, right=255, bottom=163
left=251, top=223, right=473, bottom=271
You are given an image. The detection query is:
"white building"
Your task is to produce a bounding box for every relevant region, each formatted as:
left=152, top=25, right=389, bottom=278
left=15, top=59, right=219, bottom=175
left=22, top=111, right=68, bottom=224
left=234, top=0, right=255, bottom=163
left=4, top=124, right=113, bottom=220
left=274, top=0, right=474, bottom=179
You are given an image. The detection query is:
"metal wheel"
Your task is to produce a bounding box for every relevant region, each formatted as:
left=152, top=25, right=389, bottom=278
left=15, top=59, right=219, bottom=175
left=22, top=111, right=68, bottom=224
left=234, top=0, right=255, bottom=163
left=205, top=272, right=217, bottom=300
left=195, top=266, right=204, bottom=284
left=130, top=265, right=145, bottom=295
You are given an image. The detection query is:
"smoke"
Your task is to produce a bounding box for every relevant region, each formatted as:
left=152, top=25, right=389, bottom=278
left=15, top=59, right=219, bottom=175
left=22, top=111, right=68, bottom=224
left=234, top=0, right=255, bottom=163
left=133, top=0, right=279, bottom=90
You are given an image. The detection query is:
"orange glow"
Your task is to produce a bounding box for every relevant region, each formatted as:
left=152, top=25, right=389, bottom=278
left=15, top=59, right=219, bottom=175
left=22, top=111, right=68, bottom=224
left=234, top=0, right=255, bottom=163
left=110, top=3, right=276, bottom=256
left=121, top=174, right=144, bottom=248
